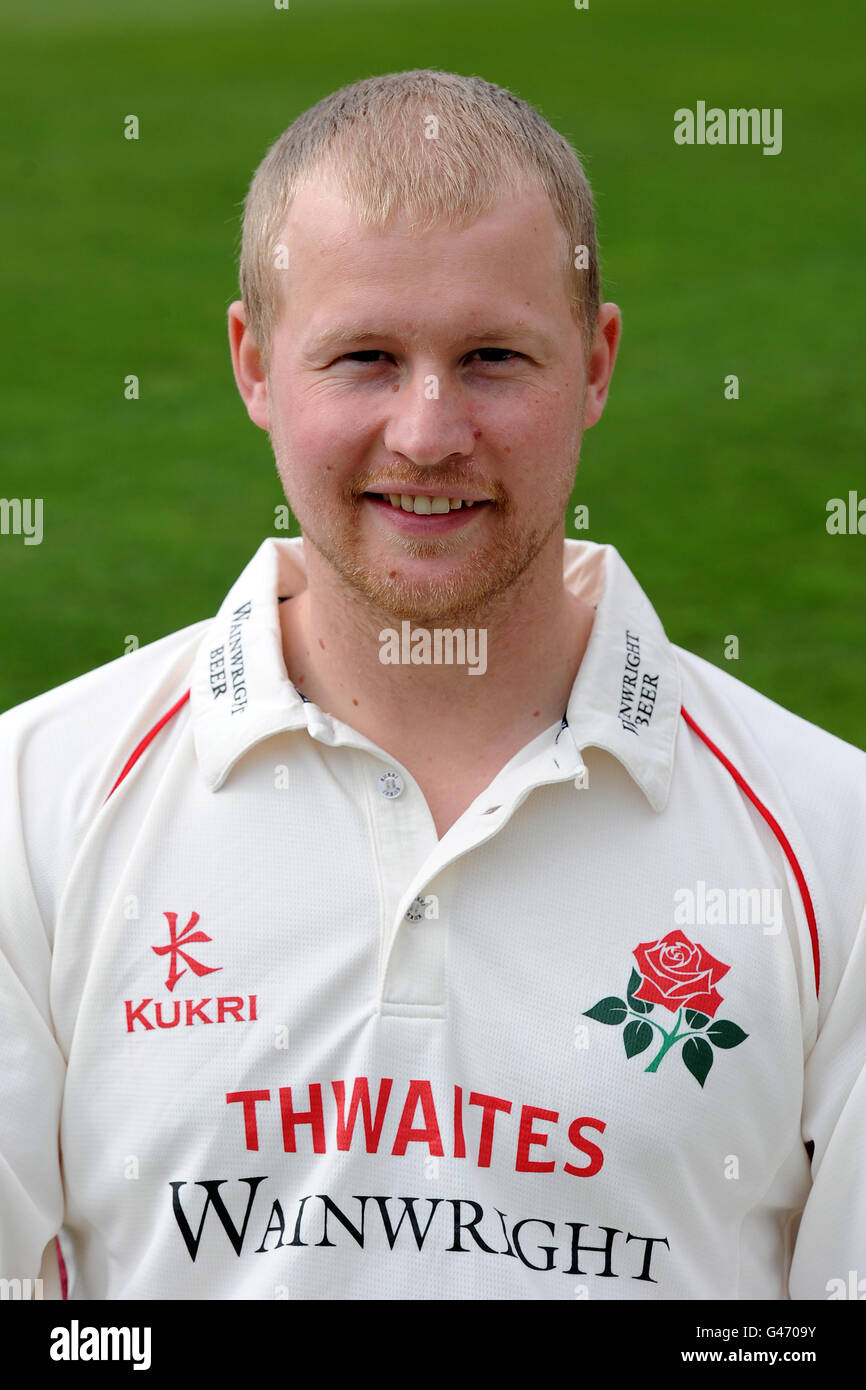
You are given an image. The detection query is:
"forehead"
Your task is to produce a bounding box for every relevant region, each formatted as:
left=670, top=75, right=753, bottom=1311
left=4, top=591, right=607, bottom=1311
left=276, top=172, right=573, bottom=334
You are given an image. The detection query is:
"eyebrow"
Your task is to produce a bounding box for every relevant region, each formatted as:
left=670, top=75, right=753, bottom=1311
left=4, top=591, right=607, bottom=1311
left=303, top=326, right=391, bottom=359
left=301, top=321, right=554, bottom=361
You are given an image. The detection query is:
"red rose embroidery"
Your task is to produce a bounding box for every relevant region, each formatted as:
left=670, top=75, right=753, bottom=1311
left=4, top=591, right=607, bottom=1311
left=632, top=930, right=730, bottom=1017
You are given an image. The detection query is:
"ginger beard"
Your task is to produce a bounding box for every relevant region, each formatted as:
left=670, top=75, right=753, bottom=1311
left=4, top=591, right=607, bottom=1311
left=268, top=388, right=587, bottom=628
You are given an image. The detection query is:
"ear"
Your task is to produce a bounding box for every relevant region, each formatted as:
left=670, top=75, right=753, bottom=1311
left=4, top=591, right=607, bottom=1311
left=583, top=303, right=622, bottom=429
left=228, top=301, right=270, bottom=431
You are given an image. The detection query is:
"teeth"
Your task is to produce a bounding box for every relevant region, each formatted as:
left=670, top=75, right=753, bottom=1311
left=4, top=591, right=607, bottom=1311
left=384, top=494, right=480, bottom=512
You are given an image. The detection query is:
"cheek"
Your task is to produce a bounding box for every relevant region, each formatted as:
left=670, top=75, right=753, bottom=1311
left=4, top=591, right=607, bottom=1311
left=476, top=388, right=581, bottom=460
left=273, top=388, right=367, bottom=476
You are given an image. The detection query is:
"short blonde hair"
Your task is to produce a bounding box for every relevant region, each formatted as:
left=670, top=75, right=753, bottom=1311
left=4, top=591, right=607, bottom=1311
left=238, top=69, right=601, bottom=373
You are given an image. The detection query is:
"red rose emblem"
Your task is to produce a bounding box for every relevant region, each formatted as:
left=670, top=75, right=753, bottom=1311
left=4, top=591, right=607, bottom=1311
left=632, top=930, right=730, bottom=1016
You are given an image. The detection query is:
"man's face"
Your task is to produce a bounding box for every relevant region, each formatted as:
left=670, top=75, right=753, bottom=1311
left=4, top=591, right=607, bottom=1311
left=246, top=172, right=615, bottom=624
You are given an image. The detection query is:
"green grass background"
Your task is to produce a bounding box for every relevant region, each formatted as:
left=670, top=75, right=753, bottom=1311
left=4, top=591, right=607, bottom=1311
left=1, top=0, right=864, bottom=747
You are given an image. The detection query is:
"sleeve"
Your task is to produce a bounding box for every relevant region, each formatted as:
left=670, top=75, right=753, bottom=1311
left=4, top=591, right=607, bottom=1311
left=0, top=620, right=209, bottom=1290
left=0, top=710, right=66, bottom=1282
left=788, top=895, right=866, bottom=1298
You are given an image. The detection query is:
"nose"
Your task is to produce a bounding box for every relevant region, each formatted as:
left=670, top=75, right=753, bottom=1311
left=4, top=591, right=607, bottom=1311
left=382, top=368, right=477, bottom=471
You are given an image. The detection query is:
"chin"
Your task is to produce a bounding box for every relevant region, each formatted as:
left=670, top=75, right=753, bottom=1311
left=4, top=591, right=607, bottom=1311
left=334, top=534, right=548, bottom=627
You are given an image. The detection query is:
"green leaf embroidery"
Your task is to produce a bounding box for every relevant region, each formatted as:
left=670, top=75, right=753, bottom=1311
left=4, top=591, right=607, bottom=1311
left=682, top=1036, right=714, bottom=1086
left=706, top=1020, right=749, bottom=1049
left=626, top=968, right=653, bottom=1015
left=685, top=1009, right=709, bottom=1028
left=583, top=996, right=628, bottom=1025
left=623, top=1019, right=654, bottom=1058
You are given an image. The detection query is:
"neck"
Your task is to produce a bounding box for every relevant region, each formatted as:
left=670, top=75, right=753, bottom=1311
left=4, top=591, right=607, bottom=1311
left=279, top=533, right=594, bottom=754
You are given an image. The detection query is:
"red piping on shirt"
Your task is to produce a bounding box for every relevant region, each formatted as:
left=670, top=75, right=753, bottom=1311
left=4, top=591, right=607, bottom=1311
left=680, top=704, right=820, bottom=996
left=55, top=1235, right=68, bottom=1299
left=105, top=689, right=191, bottom=802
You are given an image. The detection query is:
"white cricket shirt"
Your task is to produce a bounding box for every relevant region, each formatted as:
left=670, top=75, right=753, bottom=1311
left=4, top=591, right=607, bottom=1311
left=1, top=537, right=864, bottom=1301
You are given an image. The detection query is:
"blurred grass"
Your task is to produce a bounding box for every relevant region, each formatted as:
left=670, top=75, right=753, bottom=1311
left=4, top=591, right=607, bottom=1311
left=0, top=0, right=864, bottom=747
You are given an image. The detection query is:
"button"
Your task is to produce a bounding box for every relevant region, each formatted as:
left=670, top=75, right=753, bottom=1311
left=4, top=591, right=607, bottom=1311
left=405, top=896, right=427, bottom=923
left=378, top=770, right=405, bottom=799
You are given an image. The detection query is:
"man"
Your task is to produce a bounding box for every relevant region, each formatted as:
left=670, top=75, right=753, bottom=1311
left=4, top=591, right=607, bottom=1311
left=1, top=70, right=864, bottom=1301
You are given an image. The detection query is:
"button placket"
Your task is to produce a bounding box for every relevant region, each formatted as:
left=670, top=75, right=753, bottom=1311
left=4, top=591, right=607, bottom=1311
left=362, top=753, right=445, bottom=1014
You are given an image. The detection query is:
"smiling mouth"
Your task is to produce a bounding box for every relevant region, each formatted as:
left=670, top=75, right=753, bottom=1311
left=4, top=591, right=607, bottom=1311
left=364, top=492, right=491, bottom=515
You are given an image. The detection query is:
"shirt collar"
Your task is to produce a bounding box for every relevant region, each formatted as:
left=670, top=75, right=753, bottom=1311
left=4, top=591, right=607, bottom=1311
left=560, top=542, right=681, bottom=811
left=190, top=537, right=681, bottom=810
